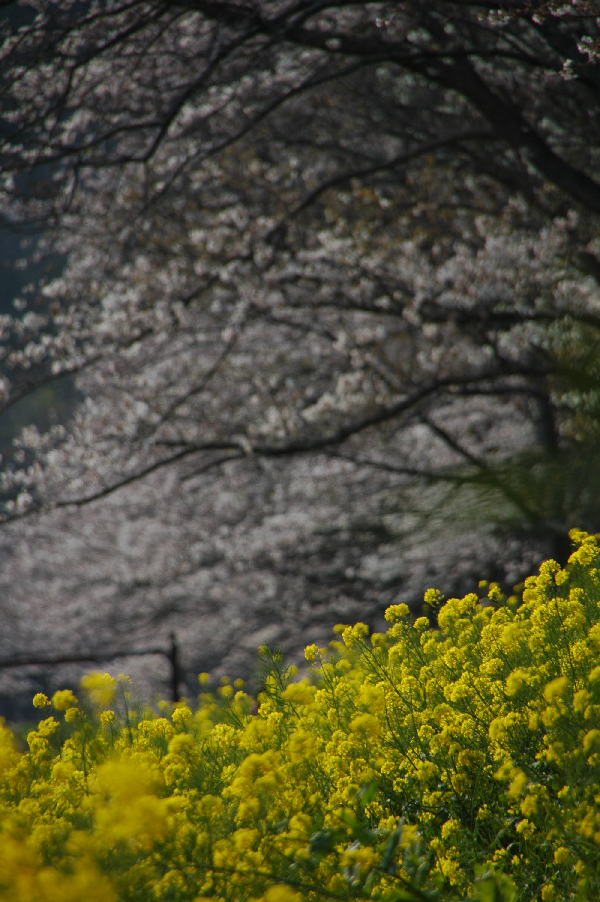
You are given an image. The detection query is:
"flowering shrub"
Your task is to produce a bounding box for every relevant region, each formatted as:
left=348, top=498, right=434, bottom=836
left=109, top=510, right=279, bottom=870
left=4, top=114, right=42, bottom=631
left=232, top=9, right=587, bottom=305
left=2, top=530, right=600, bottom=900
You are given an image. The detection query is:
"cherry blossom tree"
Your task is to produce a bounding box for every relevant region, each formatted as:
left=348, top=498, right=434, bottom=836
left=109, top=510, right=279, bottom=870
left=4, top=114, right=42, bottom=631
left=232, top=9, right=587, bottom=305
left=0, top=0, right=599, bottom=700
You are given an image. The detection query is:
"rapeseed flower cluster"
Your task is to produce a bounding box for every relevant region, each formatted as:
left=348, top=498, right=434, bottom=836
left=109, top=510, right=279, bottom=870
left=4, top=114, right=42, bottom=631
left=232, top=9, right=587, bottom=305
left=2, top=530, right=600, bottom=900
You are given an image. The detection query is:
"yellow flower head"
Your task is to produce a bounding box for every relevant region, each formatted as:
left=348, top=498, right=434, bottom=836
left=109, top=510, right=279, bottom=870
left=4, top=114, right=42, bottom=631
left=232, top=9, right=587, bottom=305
left=544, top=676, right=569, bottom=703
left=81, top=672, right=116, bottom=708
left=583, top=729, right=600, bottom=754
left=168, top=733, right=194, bottom=756
left=172, top=705, right=192, bottom=724
left=304, top=644, right=320, bottom=661
left=282, top=680, right=316, bottom=706
left=52, top=689, right=79, bottom=712
left=349, top=712, right=381, bottom=738
left=37, top=716, right=59, bottom=737
left=32, top=693, right=49, bottom=708
left=342, top=622, right=369, bottom=648
left=385, top=603, right=410, bottom=622
left=52, top=760, right=75, bottom=782
left=424, top=588, right=443, bottom=606
left=263, top=886, right=302, bottom=902
left=589, top=665, right=600, bottom=684
left=286, top=728, right=318, bottom=763
left=506, top=668, right=527, bottom=696
left=507, top=769, right=528, bottom=800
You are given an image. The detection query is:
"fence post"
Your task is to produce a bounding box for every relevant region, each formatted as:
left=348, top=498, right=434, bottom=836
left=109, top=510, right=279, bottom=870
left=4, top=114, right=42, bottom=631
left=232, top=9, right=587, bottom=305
left=167, top=633, right=181, bottom=703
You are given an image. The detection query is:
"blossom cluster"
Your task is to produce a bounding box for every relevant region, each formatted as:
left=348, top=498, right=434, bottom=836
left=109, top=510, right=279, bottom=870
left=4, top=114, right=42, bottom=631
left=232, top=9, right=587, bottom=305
left=2, top=531, right=600, bottom=900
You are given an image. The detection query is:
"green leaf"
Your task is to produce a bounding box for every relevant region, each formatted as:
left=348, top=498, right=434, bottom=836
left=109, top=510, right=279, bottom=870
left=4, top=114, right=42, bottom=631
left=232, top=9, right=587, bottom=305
left=308, top=830, right=337, bottom=853
left=472, top=869, right=517, bottom=902
left=380, top=825, right=402, bottom=874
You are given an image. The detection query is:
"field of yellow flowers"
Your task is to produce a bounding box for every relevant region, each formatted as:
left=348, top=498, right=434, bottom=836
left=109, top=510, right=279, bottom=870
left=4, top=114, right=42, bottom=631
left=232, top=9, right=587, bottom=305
left=2, top=529, right=600, bottom=901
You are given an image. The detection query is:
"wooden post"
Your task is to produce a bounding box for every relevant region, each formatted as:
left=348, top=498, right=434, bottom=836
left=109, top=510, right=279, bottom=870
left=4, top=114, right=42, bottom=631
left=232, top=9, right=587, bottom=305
left=168, top=633, right=181, bottom=703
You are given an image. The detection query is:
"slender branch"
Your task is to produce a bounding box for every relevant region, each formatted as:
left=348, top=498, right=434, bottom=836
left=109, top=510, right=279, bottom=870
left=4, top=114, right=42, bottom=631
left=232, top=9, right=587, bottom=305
left=427, top=55, right=600, bottom=214
left=325, top=450, right=469, bottom=483
left=0, top=356, right=100, bottom=417
left=266, top=129, right=495, bottom=239
left=180, top=450, right=245, bottom=482
left=0, top=443, right=238, bottom=523
left=151, top=329, right=242, bottom=433
left=422, top=415, right=546, bottom=528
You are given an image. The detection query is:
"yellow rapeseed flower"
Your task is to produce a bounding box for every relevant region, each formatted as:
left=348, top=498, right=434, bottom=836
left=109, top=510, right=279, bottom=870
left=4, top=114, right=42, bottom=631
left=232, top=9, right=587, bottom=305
left=384, top=603, right=410, bottom=621
left=263, top=886, right=302, bottom=902
left=507, top=770, right=528, bottom=800
left=172, top=705, right=193, bottom=724
left=80, top=671, right=116, bottom=707
left=304, top=644, right=320, bottom=661
left=544, top=676, right=569, bottom=703
left=100, top=710, right=115, bottom=727
left=51, top=688, right=78, bottom=711
left=349, top=712, right=380, bottom=738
